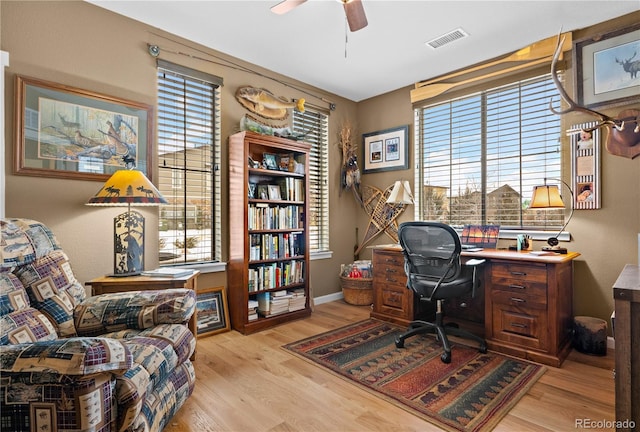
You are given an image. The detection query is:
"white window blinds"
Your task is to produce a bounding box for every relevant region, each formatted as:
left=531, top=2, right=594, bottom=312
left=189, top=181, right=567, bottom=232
left=415, top=74, right=563, bottom=229
left=293, top=108, right=330, bottom=252
left=157, top=60, right=222, bottom=264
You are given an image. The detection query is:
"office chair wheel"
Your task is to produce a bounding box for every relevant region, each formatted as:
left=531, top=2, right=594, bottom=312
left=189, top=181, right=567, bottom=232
left=394, top=337, right=405, bottom=349
left=479, top=343, right=487, bottom=354
left=441, top=352, right=451, bottom=363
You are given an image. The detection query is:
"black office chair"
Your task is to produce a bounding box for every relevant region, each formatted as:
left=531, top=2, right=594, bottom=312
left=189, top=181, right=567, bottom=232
left=394, top=221, right=487, bottom=363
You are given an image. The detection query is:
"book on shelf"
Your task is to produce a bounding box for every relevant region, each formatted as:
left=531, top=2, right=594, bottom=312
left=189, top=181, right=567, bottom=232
left=141, top=268, right=194, bottom=278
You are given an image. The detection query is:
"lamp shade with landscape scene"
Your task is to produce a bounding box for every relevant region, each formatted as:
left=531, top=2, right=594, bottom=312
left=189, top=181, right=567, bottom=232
left=87, top=169, right=167, bottom=276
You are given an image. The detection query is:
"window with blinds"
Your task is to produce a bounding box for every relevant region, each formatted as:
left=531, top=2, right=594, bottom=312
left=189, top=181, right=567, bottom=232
left=292, top=108, right=330, bottom=252
left=415, top=74, right=563, bottom=229
left=156, top=61, right=222, bottom=265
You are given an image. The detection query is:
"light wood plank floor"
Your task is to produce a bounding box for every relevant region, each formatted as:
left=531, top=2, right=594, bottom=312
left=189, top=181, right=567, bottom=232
left=166, top=301, right=615, bottom=432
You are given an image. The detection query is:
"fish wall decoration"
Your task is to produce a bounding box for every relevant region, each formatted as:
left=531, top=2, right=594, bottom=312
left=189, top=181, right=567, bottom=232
left=235, top=86, right=305, bottom=121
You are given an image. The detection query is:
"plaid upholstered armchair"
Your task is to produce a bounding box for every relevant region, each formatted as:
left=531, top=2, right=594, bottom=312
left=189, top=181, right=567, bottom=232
left=0, top=218, right=197, bottom=431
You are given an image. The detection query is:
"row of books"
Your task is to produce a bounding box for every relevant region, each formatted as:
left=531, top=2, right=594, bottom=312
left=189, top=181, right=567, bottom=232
left=277, top=177, right=305, bottom=202
left=249, top=232, right=304, bottom=261
left=248, top=204, right=303, bottom=230
left=248, top=260, right=304, bottom=291
left=249, top=289, right=306, bottom=320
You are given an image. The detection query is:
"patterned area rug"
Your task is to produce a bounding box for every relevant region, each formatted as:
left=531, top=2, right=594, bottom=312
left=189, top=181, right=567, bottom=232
left=283, top=319, right=545, bottom=432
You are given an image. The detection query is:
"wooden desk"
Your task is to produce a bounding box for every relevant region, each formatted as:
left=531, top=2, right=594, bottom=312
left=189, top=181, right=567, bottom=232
left=87, top=271, right=200, bottom=358
left=613, top=264, right=640, bottom=431
left=371, top=247, right=580, bottom=367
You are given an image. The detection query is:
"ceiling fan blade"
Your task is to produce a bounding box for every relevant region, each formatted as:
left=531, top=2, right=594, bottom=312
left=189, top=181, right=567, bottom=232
left=343, top=0, right=368, bottom=32
left=271, top=0, right=307, bottom=15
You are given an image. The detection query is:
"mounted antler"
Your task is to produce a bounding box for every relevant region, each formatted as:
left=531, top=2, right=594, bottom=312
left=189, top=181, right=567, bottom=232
left=550, top=35, right=640, bottom=158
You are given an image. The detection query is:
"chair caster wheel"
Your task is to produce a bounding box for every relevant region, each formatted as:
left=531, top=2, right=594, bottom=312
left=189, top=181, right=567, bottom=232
left=395, top=337, right=404, bottom=348
left=479, top=344, right=487, bottom=354
left=441, top=352, right=451, bottom=363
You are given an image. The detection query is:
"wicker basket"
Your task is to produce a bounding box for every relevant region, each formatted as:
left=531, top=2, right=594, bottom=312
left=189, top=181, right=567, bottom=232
left=340, top=276, right=373, bottom=305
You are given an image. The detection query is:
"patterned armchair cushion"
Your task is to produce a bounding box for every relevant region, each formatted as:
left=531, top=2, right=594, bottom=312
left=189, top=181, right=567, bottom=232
left=0, top=373, right=118, bottom=432
left=0, top=272, right=58, bottom=345
left=0, top=218, right=60, bottom=270
left=74, top=289, right=197, bottom=336
left=14, top=250, right=87, bottom=338
left=0, top=337, right=132, bottom=376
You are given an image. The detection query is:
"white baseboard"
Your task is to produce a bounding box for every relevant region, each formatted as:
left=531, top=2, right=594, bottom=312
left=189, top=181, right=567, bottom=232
left=608, top=336, right=615, bottom=350
left=314, top=291, right=344, bottom=305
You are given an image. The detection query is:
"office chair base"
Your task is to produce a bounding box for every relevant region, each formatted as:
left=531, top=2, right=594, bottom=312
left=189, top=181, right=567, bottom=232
left=395, top=319, right=487, bottom=364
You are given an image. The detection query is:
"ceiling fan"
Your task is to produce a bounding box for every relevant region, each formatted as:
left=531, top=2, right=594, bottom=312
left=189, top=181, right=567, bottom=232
left=271, top=0, right=368, bottom=32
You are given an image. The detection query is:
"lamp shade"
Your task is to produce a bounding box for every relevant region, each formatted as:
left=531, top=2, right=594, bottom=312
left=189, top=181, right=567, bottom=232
left=529, top=185, right=564, bottom=209
left=387, top=180, right=414, bottom=204
left=87, top=169, right=167, bottom=206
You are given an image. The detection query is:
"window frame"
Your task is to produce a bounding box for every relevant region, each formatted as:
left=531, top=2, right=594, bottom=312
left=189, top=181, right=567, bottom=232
left=413, top=72, right=569, bottom=240
left=156, top=60, right=224, bottom=271
left=292, top=108, right=331, bottom=258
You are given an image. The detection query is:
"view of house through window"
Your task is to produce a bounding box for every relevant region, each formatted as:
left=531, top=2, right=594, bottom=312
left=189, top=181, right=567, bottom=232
left=156, top=61, right=222, bottom=265
left=415, top=74, right=564, bottom=230
left=292, top=108, right=330, bottom=253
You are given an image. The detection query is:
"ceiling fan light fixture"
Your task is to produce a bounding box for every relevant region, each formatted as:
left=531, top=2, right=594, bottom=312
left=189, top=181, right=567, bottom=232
left=426, top=28, right=469, bottom=49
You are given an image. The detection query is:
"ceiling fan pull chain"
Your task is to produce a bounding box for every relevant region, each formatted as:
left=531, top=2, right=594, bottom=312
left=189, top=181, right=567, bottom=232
left=345, top=18, right=348, bottom=58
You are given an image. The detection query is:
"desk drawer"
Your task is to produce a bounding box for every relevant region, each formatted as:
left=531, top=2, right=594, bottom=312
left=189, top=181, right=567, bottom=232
left=491, top=289, right=546, bottom=309
left=491, top=261, right=547, bottom=283
left=492, top=303, right=547, bottom=350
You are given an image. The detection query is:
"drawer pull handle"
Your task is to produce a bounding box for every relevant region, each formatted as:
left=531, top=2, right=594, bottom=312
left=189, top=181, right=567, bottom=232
left=386, top=278, right=398, bottom=283
left=386, top=268, right=397, bottom=273
left=510, top=322, right=528, bottom=328
left=509, top=284, right=526, bottom=290
left=510, top=271, right=526, bottom=276
left=510, top=297, right=526, bottom=303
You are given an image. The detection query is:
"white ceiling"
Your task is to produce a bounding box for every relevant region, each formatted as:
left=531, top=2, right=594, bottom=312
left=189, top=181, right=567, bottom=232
left=87, top=0, right=639, bottom=102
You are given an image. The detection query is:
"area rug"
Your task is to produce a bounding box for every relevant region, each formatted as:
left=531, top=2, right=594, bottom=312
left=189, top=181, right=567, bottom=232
left=283, top=319, right=545, bottom=432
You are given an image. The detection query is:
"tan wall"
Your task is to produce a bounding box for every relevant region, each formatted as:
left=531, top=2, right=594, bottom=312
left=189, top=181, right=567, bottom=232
left=2, top=2, right=639, bottom=329
left=1, top=0, right=359, bottom=297
left=356, top=12, right=640, bottom=329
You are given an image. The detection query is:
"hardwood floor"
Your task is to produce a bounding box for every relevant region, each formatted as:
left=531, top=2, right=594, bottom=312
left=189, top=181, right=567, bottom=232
left=166, top=301, right=615, bottom=432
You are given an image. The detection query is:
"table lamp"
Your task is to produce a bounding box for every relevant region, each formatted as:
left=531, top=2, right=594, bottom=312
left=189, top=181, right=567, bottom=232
left=386, top=180, right=414, bottom=204
left=529, top=178, right=574, bottom=253
left=87, top=169, right=167, bottom=276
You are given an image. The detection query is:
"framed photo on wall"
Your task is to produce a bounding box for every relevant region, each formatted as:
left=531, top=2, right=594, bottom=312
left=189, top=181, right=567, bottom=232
left=575, top=23, right=640, bottom=108
left=362, top=125, right=409, bottom=173
left=196, top=286, right=230, bottom=337
left=14, top=75, right=152, bottom=181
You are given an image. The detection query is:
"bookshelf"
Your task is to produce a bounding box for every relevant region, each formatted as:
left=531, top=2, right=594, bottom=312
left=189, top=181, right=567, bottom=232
left=228, top=131, right=311, bottom=334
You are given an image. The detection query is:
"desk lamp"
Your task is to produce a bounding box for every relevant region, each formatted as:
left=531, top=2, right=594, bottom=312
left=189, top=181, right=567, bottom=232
left=87, top=169, right=167, bottom=276
left=529, top=178, right=574, bottom=254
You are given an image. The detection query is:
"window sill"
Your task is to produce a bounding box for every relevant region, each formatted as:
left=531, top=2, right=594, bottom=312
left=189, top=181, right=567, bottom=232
left=311, top=250, right=333, bottom=260
left=166, top=261, right=227, bottom=274
left=499, top=229, right=570, bottom=242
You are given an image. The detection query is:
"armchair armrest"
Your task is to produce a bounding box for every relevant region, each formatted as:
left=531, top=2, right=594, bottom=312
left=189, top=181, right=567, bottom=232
left=0, top=337, right=132, bottom=377
left=74, top=289, right=196, bottom=337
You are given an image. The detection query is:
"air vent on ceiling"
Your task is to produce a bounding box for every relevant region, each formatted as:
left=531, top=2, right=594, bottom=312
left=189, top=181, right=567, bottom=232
left=426, top=28, right=469, bottom=49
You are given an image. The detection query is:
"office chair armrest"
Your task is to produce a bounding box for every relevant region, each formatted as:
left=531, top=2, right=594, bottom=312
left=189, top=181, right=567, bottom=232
left=465, top=258, right=486, bottom=267
left=464, top=259, right=486, bottom=298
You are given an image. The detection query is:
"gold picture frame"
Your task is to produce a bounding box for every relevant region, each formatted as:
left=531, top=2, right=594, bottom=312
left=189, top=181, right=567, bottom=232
left=196, top=286, right=230, bottom=337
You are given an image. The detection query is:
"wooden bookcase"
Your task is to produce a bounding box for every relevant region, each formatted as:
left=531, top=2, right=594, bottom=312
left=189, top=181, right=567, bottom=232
left=228, top=131, right=311, bottom=334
